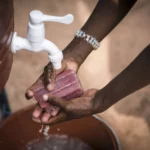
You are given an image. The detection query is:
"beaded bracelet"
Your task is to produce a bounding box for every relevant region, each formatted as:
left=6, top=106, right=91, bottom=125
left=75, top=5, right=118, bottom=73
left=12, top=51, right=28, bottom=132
left=75, top=30, right=100, bottom=50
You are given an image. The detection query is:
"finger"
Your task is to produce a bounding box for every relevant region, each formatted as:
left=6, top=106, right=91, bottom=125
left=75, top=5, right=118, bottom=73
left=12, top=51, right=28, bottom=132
left=26, top=90, right=34, bottom=99
left=47, top=83, right=55, bottom=91
left=44, top=111, right=67, bottom=125
left=39, top=99, right=48, bottom=109
left=41, top=112, right=51, bottom=123
left=44, top=62, right=56, bottom=91
left=25, top=90, right=34, bottom=100
left=44, top=104, right=59, bottom=114
left=39, top=99, right=58, bottom=114
left=51, top=106, right=60, bottom=117
left=32, top=117, right=41, bottom=124
left=32, top=112, right=67, bottom=125
left=25, top=75, right=44, bottom=100
left=42, top=94, right=67, bottom=111
left=44, top=60, right=67, bottom=91
left=32, top=104, right=43, bottom=118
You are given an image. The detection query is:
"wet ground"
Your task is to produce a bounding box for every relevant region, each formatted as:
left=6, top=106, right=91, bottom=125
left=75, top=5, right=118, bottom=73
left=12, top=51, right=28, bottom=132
left=5, top=0, right=150, bottom=149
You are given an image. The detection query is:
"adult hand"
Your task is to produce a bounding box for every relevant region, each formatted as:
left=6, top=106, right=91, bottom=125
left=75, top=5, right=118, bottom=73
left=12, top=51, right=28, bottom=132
left=32, top=88, right=101, bottom=125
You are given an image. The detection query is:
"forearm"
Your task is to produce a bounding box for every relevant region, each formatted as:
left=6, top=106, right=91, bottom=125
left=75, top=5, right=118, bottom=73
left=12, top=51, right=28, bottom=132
left=95, top=44, right=150, bottom=111
left=63, top=0, right=137, bottom=66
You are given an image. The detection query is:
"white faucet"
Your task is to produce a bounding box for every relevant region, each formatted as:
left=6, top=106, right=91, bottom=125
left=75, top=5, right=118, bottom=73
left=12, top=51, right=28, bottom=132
left=11, top=10, right=74, bottom=70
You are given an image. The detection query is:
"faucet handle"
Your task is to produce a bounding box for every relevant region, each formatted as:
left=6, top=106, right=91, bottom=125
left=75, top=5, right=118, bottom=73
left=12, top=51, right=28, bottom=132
left=43, top=14, right=74, bottom=24
left=30, top=10, right=74, bottom=25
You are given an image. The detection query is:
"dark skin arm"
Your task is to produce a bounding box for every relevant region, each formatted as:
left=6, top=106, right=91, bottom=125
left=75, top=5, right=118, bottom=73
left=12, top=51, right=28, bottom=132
left=26, top=0, right=137, bottom=123
left=33, top=44, right=150, bottom=125
left=95, top=44, right=150, bottom=110
left=63, top=0, right=137, bottom=67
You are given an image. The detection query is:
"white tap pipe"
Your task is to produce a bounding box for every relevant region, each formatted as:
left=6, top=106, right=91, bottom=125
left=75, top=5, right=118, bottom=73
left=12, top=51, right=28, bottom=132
left=11, top=10, right=74, bottom=70
left=11, top=32, right=63, bottom=69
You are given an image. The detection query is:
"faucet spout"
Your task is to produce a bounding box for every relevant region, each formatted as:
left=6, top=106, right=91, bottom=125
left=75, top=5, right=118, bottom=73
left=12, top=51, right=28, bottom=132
left=42, top=39, right=60, bottom=55
left=42, top=39, right=63, bottom=69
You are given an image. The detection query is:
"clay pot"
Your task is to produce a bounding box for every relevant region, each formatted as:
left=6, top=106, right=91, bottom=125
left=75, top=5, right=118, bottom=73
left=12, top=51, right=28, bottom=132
left=0, top=0, right=14, bottom=92
left=0, top=106, right=121, bottom=150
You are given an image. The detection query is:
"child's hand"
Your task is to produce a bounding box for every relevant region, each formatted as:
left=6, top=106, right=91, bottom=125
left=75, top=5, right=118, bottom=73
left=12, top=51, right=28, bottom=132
left=25, top=58, right=79, bottom=123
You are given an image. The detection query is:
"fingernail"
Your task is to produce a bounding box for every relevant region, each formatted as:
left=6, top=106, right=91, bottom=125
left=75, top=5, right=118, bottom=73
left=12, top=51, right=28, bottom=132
left=51, top=110, right=57, bottom=116
left=33, top=112, right=39, bottom=118
left=47, top=84, right=53, bottom=91
left=42, top=94, right=48, bottom=101
left=27, top=90, right=34, bottom=97
left=42, top=117, right=48, bottom=122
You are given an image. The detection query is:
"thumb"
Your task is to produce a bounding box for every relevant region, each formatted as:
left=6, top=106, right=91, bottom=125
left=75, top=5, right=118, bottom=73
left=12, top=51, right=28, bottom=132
left=44, top=60, right=66, bottom=91
left=25, top=75, right=44, bottom=100
left=42, top=94, right=68, bottom=112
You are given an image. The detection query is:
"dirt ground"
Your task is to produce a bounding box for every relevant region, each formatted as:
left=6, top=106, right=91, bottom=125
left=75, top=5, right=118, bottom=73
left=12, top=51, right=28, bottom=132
left=5, top=0, right=150, bottom=150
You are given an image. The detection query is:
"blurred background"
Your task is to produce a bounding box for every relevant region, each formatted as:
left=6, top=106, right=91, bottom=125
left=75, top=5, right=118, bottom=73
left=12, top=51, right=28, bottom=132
left=5, top=0, right=150, bottom=149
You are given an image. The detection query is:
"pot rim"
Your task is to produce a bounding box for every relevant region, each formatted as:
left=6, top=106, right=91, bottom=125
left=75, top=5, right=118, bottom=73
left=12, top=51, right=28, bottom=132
left=92, top=115, right=121, bottom=150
